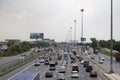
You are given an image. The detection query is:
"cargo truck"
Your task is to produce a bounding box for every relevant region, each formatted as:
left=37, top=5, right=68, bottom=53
left=50, top=52, right=58, bottom=65
left=114, top=52, right=120, bottom=62
left=71, top=64, right=79, bottom=72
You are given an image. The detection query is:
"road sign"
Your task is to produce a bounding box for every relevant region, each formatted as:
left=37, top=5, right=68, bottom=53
left=81, top=38, right=86, bottom=41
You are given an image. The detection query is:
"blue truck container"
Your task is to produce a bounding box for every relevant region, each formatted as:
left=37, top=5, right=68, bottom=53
left=11, top=71, right=40, bottom=80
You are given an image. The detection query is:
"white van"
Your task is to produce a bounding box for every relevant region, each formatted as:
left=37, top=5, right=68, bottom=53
left=59, top=65, right=66, bottom=73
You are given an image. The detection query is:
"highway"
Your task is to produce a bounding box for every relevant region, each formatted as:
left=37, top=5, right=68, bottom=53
left=0, top=49, right=99, bottom=80
left=87, top=48, right=120, bottom=74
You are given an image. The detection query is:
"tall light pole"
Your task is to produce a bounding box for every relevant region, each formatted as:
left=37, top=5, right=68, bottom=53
left=81, top=9, right=84, bottom=42
left=70, top=27, right=72, bottom=43
left=110, top=0, right=113, bottom=73
left=81, top=9, right=84, bottom=52
left=74, top=20, right=77, bottom=48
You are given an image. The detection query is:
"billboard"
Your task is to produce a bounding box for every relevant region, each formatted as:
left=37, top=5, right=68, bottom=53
left=30, top=33, right=44, bottom=39
left=81, top=38, right=86, bottom=41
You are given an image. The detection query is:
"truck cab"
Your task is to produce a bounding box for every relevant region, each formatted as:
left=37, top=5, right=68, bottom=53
left=49, top=62, right=56, bottom=70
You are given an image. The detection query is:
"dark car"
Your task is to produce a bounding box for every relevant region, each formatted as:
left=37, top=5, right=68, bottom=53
left=83, top=61, right=89, bottom=67
left=86, top=66, right=93, bottom=72
left=71, top=59, right=77, bottom=63
left=44, top=60, right=49, bottom=65
left=90, top=71, right=97, bottom=77
left=45, top=71, right=53, bottom=77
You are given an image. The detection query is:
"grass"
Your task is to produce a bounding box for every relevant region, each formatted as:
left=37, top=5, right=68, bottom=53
left=99, top=50, right=111, bottom=56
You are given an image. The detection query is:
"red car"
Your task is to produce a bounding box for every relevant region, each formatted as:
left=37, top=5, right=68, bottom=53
left=90, top=71, right=97, bottom=77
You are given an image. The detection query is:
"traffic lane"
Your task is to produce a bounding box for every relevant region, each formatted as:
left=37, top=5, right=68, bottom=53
left=66, top=65, right=97, bottom=80
left=0, top=59, right=37, bottom=80
left=96, top=53, right=120, bottom=74
left=66, top=58, right=97, bottom=80
left=0, top=51, right=32, bottom=65
left=41, top=59, right=64, bottom=80
left=8, top=61, right=49, bottom=80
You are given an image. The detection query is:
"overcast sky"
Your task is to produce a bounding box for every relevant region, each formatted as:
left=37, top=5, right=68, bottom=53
left=0, top=0, right=120, bottom=42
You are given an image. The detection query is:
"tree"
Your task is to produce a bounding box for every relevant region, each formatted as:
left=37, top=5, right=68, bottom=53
left=90, top=38, right=99, bottom=48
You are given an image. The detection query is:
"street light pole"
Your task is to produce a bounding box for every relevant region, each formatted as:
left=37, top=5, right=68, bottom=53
left=74, top=20, right=77, bottom=48
left=70, top=27, right=72, bottom=43
left=110, top=0, right=113, bottom=73
left=81, top=9, right=84, bottom=52
left=81, top=9, right=84, bottom=39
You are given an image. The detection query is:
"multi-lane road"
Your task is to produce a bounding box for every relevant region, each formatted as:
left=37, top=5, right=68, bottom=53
left=1, top=49, right=99, bottom=80
left=87, top=48, right=120, bottom=74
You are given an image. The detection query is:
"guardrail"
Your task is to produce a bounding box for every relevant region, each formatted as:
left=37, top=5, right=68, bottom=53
left=79, top=53, right=110, bottom=80
left=0, top=50, right=46, bottom=77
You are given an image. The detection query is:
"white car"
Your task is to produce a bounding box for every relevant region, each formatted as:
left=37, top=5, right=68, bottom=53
left=98, top=60, right=104, bottom=64
left=80, top=60, right=84, bottom=64
left=34, top=61, right=40, bottom=66
left=99, top=56, right=105, bottom=61
left=101, top=57, right=105, bottom=61
left=39, top=59, right=45, bottom=63
left=71, top=71, right=79, bottom=78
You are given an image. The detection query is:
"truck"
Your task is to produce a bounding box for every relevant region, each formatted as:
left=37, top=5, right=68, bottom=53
left=49, top=62, right=56, bottom=70
left=49, top=52, right=58, bottom=65
left=93, top=48, right=99, bottom=54
left=114, top=52, right=120, bottom=62
left=71, top=64, right=79, bottom=72
left=11, top=71, right=40, bottom=80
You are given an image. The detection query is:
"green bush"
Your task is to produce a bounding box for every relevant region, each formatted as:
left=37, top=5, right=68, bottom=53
left=0, top=42, right=30, bottom=57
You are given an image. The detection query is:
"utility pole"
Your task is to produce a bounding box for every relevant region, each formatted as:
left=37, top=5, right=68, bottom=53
left=74, top=20, right=77, bottom=49
left=110, top=0, right=114, bottom=73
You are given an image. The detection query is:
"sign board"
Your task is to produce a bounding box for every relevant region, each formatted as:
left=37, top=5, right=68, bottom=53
left=81, top=38, right=86, bottom=41
left=30, top=33, right=44, bottom=39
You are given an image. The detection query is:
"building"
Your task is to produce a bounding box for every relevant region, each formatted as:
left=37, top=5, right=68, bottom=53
left=5, top=39, right=21, bottom=46
left=0, top=42, right=8, bottom=53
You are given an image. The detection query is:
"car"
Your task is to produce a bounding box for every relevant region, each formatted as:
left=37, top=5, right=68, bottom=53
left=45, top=71, right=53, bottom=77
left=86, top=66, right=93, bottom=72
left=34, top=61, right=40, bottom=66
left=44, top=60, right=49, bottom=65
left=90, top=71, right=97, bottom=77
left=71, top=71, right=79, bottom=78
left=71, top=59, right=76, bottom=63
left=98, top=59, right=104, bottom=64
left=83, top=61, right=89, bottom=67
left=99, top=57, right=105, bottom=61
left=39, top=59, right=45, bottom=63
left=91, top=55, right=95, bottom=59
left=80, top=60, right=84, bottom=64
left=57, top=73, right=65, bottom=80
left=78, top=57, right=83, bottom=61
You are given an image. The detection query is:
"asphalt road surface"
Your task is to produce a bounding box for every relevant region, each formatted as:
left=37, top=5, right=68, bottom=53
left=88, top=48, right=120, bottom=74
left=1, top=49, right=98, bottom=80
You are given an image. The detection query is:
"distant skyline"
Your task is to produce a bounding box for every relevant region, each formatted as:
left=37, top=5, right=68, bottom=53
left=0, top=0, right=120, bottom=42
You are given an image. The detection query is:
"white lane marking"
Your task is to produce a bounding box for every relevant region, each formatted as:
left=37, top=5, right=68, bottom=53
left=54, top=75, right=56, bottom=77
left=41, top=66, right=49, bottom=76
left=82, top=75, right=85, bottom=77
left=8, top=64, right=34, bottom=80
left=68, top=75, right=70, bottom=77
